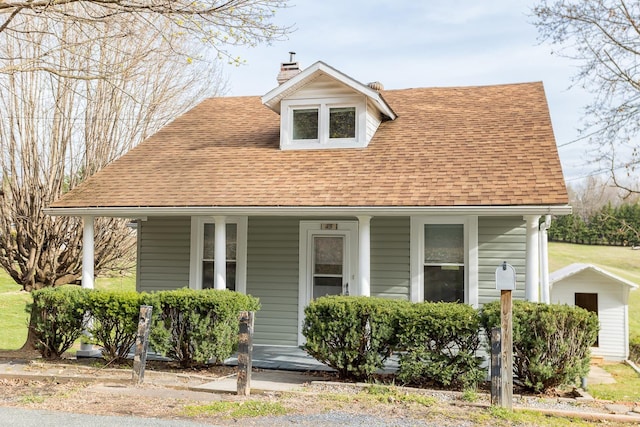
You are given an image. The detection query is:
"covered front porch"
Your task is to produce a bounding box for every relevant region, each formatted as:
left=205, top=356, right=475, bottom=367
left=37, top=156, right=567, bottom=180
left=70, top=208, right=563, bottom=347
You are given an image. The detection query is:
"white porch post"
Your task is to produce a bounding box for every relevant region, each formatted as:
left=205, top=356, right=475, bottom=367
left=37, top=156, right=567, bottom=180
left=81, top=216, right=95, bottom=290
left=539, top=215, right=551, bottom=304
left=524, top=215, right=541, bottom=302
left=214, top=216, right=227, bottom=290
left=357, top=215, right=371, bottom=297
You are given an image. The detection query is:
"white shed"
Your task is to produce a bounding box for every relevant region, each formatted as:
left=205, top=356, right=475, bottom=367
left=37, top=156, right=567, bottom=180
left=550, top=263, right=638, bottom=361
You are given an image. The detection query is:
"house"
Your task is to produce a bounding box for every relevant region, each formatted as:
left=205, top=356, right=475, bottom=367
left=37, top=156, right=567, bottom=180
left=550, top=263, right=638, bottom=361
left=46, top=58, right=571, bottom=346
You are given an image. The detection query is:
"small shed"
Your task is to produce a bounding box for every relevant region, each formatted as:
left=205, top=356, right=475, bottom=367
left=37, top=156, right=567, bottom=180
left=550, top=263, right=638, bottom=361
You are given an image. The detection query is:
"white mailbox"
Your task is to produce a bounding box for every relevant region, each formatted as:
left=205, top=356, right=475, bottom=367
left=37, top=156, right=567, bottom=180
left=495, top=262, right=516, bottom=291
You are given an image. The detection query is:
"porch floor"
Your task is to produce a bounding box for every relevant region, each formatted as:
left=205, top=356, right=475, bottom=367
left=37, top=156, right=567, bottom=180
left=224, top=345, right=333, bottom=372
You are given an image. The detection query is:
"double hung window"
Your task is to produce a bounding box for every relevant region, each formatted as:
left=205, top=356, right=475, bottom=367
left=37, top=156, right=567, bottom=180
left=411, top=217, right=476, bottom=305
left=423, top=224, right=464, bottom=302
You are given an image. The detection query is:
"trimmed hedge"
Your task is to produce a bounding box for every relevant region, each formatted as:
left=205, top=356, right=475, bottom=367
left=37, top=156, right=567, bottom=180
left=28, top=286, right=89, bottom=359
left=302, top=296, right=403, bottom=380
left=145, top=288, right=260, bottom=367
left=86, top=290, right=145, bottom=362
left=480, top=301, right=599, bottom=393
left=396, top=302, right=484, bottom=389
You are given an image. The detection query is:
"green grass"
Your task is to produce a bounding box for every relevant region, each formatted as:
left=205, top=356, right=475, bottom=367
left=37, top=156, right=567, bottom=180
left=0, top=272, right=32, bottom=350
left=587, top=363, right=640, bottom=402
left=182, top=400, right=288, bottom=418
left=548, top=242, right=640, bottom=338
left=0, top=269, right=135, bottom=350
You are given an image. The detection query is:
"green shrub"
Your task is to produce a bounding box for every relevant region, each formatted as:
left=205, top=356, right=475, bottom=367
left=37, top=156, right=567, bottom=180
left=145, top=288, right=259, bottom=367
left=480, top=301, right=598, bottom=393
left=395, top=302, right=484, bottom=389
left=302, top=296, right=403, bottom=380
left=86, top=290, right=145, bottom=363
left=28, top=286, right=89, bottom=359
left=630, top=335, right=640, bottom=364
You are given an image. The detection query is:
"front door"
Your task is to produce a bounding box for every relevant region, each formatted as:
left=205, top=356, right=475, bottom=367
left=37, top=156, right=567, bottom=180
left=298, top=221, right=358, bottom=344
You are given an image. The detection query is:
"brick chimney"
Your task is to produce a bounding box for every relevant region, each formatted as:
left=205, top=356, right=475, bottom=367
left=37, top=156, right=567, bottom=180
left=277, top=52, right=301, bottom=85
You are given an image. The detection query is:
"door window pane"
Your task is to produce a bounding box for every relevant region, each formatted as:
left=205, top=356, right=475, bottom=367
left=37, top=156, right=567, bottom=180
left=293, top=108, right=318, bottom=140
left=313, top=236, right=344, bottom=298
left=329, top=107, right=356, bottom=138
left=314, top=236, right=343, bottom=275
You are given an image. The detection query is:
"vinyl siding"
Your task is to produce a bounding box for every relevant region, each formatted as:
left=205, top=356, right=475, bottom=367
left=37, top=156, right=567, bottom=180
left=552, top=272, right=629, bottom=361
left=246, top=217, right=300, bottom=346
left=478, top=217, right=526, bottom=305
left=371, top=217, right=410, bottom=299
left=366, top=98, right=383, bottom=142
left=290, top=74, right=359, bottom=99
left=137, top=217, right=191, bottom=292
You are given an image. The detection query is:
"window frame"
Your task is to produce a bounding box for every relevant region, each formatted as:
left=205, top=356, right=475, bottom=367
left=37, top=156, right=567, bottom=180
left=410, top=216, right=478, bottom=306
left=189, top=216, right=247, bottom=293
left=281, top=96, right=366, bottom=149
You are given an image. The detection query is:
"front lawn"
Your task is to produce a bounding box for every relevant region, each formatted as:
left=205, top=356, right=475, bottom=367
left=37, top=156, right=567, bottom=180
left=0, top=270, right=135, bottom=350
left=587, top=363, right=640, bottom=402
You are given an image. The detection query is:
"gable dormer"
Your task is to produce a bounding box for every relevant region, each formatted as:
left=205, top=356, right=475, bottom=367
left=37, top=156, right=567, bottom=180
left=262, top=59, right=396, bottom=150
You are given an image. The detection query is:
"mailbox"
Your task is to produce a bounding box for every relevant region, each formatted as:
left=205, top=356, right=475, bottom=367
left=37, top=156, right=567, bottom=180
left=495, top=261, right=516, bottom=291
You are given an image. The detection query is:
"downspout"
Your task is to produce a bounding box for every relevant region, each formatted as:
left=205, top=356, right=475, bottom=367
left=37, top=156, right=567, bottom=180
left=539, top=215, right=552, bottom=304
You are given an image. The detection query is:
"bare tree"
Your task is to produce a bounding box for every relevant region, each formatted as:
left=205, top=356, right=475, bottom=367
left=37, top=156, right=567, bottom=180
left=567, top=175, right=631, bottom=220
left=0, top=14, right=227, bottom=291
left=0, top=0, right=289, bottom=77
left=532, top=1, right=640, bottom=194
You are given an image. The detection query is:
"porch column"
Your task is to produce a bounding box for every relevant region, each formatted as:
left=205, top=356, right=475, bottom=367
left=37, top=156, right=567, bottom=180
left=524, top=215, right=541, bottom=302
left=539, top=215, right=552, bottom=304
left=81, top=216, right=94, bottom=290
left=357, top=215, right=371, bottom=297
left=214, top=216, right=227, bottom=290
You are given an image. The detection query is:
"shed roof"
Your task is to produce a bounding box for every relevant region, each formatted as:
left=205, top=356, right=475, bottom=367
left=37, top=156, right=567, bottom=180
left=550, top=263, right=638, bottom=290
left=49, top=81, right=569, bottom=210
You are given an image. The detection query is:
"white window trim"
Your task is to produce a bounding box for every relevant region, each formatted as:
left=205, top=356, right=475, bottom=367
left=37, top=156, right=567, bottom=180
left=280, top=96, right=367, bottom=150
left=298, top=220, right=359, bottom=345
left=410, top=216, right=478, bottom=307
left=189, top=216, right=248, bottom=293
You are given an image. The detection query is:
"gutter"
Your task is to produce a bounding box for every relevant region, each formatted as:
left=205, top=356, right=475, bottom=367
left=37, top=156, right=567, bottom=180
left=44, top=205, right=573, bottom=218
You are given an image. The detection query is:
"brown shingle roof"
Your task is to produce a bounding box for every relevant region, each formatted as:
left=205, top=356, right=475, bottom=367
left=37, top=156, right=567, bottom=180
left=50, top=82, right=568, bottom=209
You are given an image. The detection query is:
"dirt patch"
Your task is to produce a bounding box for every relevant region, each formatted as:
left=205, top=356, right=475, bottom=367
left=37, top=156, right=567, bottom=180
left=0, top=355, right=636, bottom=426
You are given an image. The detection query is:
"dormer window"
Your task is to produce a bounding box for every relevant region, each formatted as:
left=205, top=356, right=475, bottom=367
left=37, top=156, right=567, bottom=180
left=293, top=108, right=319, bottom=140
left=282, top=97, right=366, bottom=149
left=262, top=60, right=397, bottom=151
left=330, top=107, right=356, bottom=138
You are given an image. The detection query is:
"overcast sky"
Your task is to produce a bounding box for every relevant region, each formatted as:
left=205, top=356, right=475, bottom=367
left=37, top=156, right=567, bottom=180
left=226, top=1, right=595, bottom=184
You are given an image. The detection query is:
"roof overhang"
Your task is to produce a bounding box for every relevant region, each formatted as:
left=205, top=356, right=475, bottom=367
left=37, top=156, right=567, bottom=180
left=550, top=263, right=638, bottom=290
left=45, top=204, right=572, bottom=218
left=261, top=61, right=397, bottom=120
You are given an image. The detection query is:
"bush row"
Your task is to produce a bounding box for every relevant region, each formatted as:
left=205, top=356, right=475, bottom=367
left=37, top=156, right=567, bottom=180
left=303, top=296, right=598, bottom=392
left=549, top=202, right=640, bottom=246
left=28, top=287, right=259, bottom=366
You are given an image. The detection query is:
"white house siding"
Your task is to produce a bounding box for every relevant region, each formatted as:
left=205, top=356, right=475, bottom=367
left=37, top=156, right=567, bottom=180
left=366, top=98, right=383, bottom=142
left=246, top=217, right=301, bottom=346
left=551, top=272, right=628, bottom=361
left=370, top=217, right=410, bottom=300
left=478, top=217, right=527, bottom=305
left=136, top=216, right=191, bottom=292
